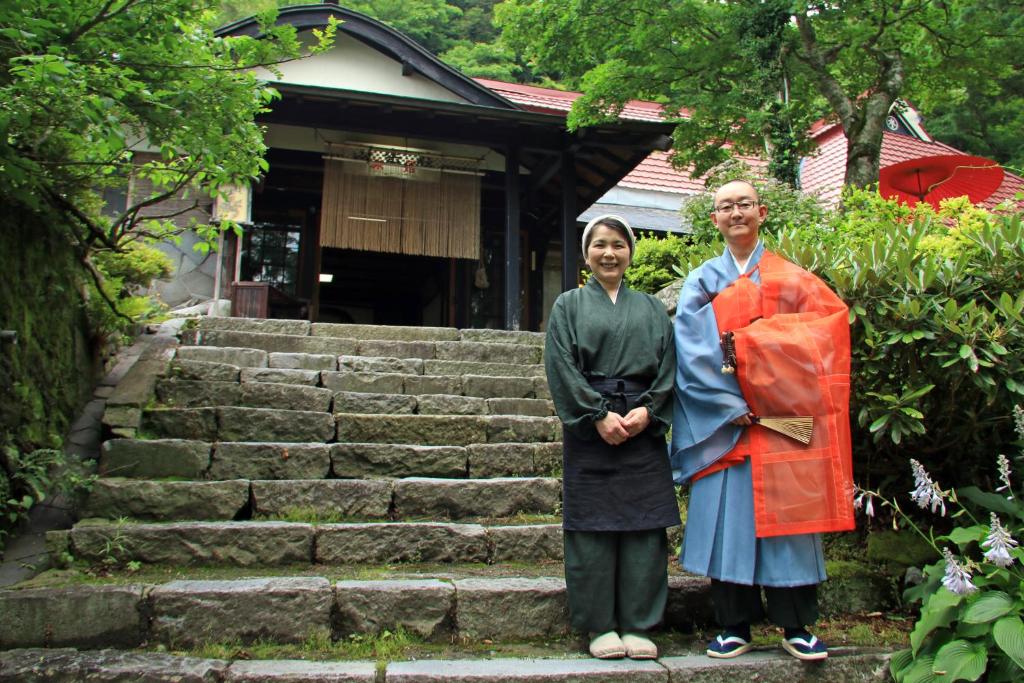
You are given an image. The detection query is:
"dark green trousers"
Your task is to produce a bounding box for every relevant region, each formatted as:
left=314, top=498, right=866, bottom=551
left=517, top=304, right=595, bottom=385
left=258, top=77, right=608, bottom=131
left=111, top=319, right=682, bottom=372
left=710, top=579, right=819, bottom=630
left=563, top=528, right=669, bottom=634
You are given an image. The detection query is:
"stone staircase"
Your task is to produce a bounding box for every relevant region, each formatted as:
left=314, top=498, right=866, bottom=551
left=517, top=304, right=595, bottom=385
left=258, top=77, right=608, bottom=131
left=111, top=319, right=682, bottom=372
left=0, top=317, right=892, bottom=681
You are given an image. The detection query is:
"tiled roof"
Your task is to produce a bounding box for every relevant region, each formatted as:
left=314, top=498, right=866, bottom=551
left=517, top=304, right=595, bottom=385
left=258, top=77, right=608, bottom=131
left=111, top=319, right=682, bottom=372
left=801, top=124, right=1023, bottom=209
left=473, top=78, right=668, bottom=122
left=617, top=151, right=767, bottom=194
left=473, top=79, right=1022, bottom=209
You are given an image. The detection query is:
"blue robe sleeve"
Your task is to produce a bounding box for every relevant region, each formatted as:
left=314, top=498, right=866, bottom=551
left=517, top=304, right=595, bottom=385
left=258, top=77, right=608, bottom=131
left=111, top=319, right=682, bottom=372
left=670, top=261, right=750, bottom=483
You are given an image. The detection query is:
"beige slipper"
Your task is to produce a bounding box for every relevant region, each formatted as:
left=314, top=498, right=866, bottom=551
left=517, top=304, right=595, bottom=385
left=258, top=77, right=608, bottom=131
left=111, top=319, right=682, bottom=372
left=589, top=631, right=626, bottom=659
left=622, top=632, right=658, bottom=659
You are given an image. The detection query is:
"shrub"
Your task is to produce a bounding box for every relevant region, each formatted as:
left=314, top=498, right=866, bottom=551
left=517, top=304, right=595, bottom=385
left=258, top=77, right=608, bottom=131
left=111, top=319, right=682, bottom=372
left=86, top=241, right=173, bottom=344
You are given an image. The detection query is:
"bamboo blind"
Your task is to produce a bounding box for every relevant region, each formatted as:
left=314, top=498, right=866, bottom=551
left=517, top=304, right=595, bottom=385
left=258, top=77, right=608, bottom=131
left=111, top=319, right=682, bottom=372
left=320, top=159, right=481, bottom=259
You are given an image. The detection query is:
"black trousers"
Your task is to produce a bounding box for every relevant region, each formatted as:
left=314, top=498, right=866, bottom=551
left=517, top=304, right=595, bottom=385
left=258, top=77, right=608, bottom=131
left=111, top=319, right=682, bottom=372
left=710, top=579, right=819, bottom=630
left=563, top=528, right=669, bottom=634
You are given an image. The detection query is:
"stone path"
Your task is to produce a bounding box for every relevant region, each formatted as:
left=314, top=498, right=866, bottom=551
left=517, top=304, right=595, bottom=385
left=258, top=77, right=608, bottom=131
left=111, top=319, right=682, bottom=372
left=0, top=317, right=893, bottom=679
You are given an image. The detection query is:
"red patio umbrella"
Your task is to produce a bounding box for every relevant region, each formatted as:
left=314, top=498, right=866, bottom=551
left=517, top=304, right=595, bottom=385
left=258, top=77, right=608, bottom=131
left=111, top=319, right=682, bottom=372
left=878, top=154, right=1004, bottom=209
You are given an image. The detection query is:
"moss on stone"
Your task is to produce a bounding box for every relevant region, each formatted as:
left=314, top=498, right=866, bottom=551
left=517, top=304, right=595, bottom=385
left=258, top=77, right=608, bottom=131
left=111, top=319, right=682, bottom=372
left=866, top=530, right=939, bottom=568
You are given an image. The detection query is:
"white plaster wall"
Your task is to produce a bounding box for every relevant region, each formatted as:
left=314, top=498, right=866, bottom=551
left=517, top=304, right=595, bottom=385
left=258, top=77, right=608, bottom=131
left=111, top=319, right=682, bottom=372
left=258, top=33, right=468, bottom=104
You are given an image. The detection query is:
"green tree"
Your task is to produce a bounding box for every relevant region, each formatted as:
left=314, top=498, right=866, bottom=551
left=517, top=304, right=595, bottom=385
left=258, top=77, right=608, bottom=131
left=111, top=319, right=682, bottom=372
left=0, top=0, right=334, bottom=314
left=496, top=0, right=1024, bottom=189
left=344, top=0, right=463, bottom=54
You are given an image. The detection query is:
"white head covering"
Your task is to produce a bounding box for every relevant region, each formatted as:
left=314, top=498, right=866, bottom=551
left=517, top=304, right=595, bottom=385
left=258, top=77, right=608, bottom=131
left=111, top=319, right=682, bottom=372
left=581, top=214, right=636, bottom=258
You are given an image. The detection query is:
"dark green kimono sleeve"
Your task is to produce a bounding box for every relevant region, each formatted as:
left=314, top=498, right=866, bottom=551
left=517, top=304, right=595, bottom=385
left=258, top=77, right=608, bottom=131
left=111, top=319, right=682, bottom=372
left=634, top=300, right=675, bottom=437
left=543, top=294, right=610, bottom=439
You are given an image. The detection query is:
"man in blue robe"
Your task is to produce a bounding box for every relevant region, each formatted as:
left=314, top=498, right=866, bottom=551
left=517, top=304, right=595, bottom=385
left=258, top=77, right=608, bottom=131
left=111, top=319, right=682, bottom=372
left=671, top=179, right=839, bottom=662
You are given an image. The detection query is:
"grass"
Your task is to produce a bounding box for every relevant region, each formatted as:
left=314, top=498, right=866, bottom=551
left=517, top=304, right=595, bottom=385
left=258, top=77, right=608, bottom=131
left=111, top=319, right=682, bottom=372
left=144, top=616, right=910, bottom=665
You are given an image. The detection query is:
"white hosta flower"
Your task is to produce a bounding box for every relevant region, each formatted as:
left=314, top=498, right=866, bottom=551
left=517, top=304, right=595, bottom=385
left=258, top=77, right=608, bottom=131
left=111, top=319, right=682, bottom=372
left=854, top=491, right=876, bottom=517
left=996, top=453, right=1012, bottom=496
left=982, top=512, right=1018, bottom=568
left=941, top=548, right=978, bottom=595
left=910, top=459, right=947, bottom=516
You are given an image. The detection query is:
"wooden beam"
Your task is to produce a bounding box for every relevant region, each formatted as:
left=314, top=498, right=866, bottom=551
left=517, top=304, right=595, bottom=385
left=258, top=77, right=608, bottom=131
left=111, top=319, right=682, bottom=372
left=561, top=149, right=578, bottom=294
left=504, top=146, right=521, bottom=331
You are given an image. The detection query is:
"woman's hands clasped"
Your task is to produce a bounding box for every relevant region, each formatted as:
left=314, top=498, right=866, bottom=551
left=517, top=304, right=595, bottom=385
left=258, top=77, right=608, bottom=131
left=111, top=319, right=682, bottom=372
left=596, top=407, right=651, bottom=446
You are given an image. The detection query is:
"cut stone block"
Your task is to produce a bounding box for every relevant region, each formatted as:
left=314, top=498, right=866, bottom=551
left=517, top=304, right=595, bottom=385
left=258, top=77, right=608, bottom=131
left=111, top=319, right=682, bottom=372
left=106, top=359, right=166, bottom=408
left=402, top=374, right=462, bottom=396
left=176, top=345, right=267, bottom=368
left=487, top=525, right=563, bottom=563
left=386, top=658, right=665, bottom=682
left=218, top=407, right=336, bottom=442
left=459, top=329, right=546, bottom=346
left=100, top=439, right=210, bottom=479
left=198, top=317, right=311, bottom=336
left=334, top=579, right=454, bottom=638
left=485, top=416, right=560, bottom=443
left=356, top=339, right=436, bottom=360
left=315, top=523, right=488, bottom=564
left=665, top=574, right=714, bottom=632
left=235, top=382, right=334, bottom=412
left=330, top=443, right=467, bottom=479
left=102, top=405, right=142, bottom=431
left=268, top=352, right=337, bottom=371
left=209, top=443, right=331, bottom=480
left=83, top=479, right=248, bottom=521
left=196, top=329, right=357, bottom=356
left=434, top=341, right=541, bottom=365
left=462, top=375, right=536, bottom=399
left=169, top=359, right=242, bottom=382
left=156, top=379, right=242, bottom=407
left=336, top=414, right=487, bottom=446
left=533, top=377, right=552, bottom=400
left=321, top=371, right=405, bottom=394
left=533, top=442, right=563, bottom=475
left=415, top=394, right=487, bottom=415
left=466, top=443, right=536, bottom=478
left=658, top=650, right=893, bottom=682
left=332, top=391, right=418, bottom=415
left=0, top=585, right=145, bottom=648
left=338, top=355, right=424, bottom=375
left=71, top=521, right=314, bottom=566
left=142, top=407, right=219, bottom=441
left=424, top=360, right=545, bottom=378
left=240, top=367, right=321, bottom=386
left=252, top=480, right=392, bottom=519
left=454, top=577, right=568, bottom=640
left=312, top=323, right=458, bottom=342
left=0, top=648, right=231, bottom=682
left=150, top=577, right=333, bottom=647
left=485, top=398, right=553, bottom=417
left=226, top=659, right=377, bottom=682
left=393, top=478, right=560, bottom=519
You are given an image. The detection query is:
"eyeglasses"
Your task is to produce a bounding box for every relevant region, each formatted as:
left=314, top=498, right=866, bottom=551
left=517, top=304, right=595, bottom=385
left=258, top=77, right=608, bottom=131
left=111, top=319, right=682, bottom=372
left=714, top=200, right=759, bottom=214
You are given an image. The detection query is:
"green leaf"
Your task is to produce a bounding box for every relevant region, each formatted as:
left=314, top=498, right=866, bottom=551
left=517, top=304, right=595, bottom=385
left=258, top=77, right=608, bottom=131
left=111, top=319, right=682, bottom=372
left=947, top=526, right=984, bottom=547
left=931, top=639, right=987, bottom=681
left=870, top=415, right=890, bottom=432
left=959, top=344, right=973, bottom=359
left=993, top=616, right=1024, bottom=671
left=912, top=589, right=962, bottom=654
left=963, top=591, right=1014, bottom=623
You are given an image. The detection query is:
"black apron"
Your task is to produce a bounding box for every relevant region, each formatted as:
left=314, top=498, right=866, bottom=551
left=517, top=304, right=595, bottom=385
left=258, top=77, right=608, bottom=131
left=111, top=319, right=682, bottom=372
left=561, top=378, right=681, bottom=532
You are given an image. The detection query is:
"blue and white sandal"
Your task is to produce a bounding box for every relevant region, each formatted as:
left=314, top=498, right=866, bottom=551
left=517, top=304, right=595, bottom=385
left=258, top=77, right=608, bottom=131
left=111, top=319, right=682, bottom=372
left=707, top=633, right=753, bottom=658
left=781, top=633, right=828, bottom=661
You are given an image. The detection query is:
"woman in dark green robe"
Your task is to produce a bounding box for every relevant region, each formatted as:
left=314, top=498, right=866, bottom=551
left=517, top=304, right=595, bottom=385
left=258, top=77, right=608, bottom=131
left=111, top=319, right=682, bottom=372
left=544, top=215, right=679, bottom=660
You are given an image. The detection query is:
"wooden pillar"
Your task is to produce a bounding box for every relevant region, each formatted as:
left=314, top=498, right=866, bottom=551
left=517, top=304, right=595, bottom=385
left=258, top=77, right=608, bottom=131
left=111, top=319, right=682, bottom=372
left=504, top=146, right=521, bottom=330
left=561, top=149, right=577, bottom=293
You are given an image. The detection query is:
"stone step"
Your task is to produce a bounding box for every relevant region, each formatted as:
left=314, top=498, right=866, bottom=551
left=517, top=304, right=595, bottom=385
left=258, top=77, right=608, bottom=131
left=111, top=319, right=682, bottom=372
left=140, top=408, right=560, bottom=445
left=82, top=477, right=562, bottom=522
left=169, top=359, right=551, bottom=399
left=181, top=329, right=544, bottom=365
left=193, top=316, right=546, bottom=347
left=0, top=647, right=893, bottom=682
left=0, top=574, right=716, bottom=648
left=100, top=440, right=561, bottom=480
left=55, top=520, right=565, bottom=565
left=154, top=379, right=554, bottom=416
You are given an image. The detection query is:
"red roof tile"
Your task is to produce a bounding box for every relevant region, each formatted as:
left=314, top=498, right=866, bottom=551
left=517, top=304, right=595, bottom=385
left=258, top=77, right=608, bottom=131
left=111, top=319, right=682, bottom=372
left=473, top=78, right=669, bottom=122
